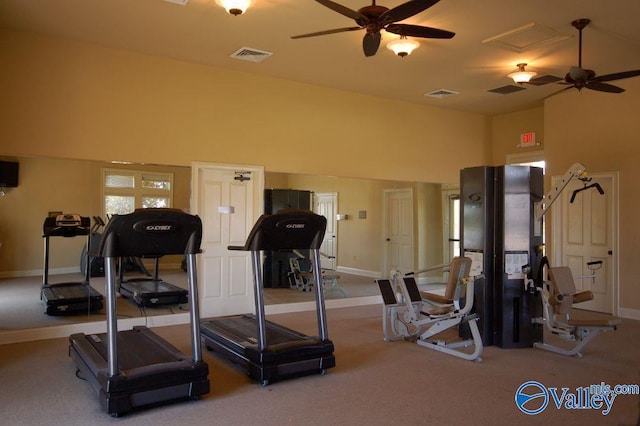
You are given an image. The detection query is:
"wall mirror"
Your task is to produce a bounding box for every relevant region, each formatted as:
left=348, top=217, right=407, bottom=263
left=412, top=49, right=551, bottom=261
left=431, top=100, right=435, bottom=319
left=0, top=155, right=458, bottom=340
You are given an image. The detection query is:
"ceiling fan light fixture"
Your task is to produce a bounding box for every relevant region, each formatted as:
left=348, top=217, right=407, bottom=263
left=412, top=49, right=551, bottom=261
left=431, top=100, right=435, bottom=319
left=508, top=63, right=537, bottom=83
left=387, top=36, right=419, bottom=58
left=216, top=0, right=252, bottom=16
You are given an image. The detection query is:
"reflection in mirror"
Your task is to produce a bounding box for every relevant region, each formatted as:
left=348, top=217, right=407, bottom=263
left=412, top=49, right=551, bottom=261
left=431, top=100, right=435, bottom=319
left=262, top=172, right=458, bottom=306
left=0, top=156, right=458, bottom=334
left=0, top=155, right=191, bottom=332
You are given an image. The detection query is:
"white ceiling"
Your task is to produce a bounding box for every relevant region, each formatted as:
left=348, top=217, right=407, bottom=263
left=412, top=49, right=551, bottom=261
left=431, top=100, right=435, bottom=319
left=1, top=0, right=639, bottom=115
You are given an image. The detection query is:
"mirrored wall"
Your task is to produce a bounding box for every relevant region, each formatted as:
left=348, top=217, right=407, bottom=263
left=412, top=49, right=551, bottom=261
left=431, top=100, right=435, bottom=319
left=0, top=155, right=458, bottom=338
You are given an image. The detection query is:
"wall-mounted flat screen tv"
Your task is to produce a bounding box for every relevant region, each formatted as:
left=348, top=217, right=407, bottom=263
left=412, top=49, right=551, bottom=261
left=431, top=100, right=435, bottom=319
left=0, top=161, right=19, bottom=187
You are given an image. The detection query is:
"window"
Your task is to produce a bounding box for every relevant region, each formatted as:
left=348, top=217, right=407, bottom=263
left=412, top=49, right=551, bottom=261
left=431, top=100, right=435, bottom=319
left=441, top=186, right=460, bottom=264
left=103, top=169, right=173, bottom=216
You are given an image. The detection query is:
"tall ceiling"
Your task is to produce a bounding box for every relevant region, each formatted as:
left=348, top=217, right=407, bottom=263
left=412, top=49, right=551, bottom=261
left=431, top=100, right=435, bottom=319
left=1, top=0, right=639, bottom=115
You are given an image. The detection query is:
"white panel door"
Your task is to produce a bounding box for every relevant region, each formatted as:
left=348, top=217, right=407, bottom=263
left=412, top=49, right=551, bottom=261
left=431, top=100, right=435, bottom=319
left=315, top=193, right=337, bottom=270
left=191, top=163, right=264, bottom=317
left=554, top=173, right=617, bottom=313
left=384, top=189, right=414, bottom=276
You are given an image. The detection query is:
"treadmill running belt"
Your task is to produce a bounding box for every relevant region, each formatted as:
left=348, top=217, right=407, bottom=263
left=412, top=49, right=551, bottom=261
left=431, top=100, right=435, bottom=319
left=119, top=280, right=188, bottom=307
left=123, top=280, right=177, bottom=293
left=44, top=283, right=102, bottom=299
left=41, top=283, right=103, bottom=315
left=86, top=329, right=183, bottom=369
left=212, top=315, right=308, bottom=346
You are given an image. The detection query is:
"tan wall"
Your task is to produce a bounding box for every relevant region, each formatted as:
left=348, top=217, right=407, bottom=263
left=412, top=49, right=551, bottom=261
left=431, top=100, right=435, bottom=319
left=0, top=29, right=489, bottom=185
left=0, top=157, right=92, bottom=274
left=415, top=182, right=444, bottom=276
left=491, top=106, right=545, bottom=164
left=0, top=156, right=191, bottom=275
left=544, top=80, right=640, bottom=312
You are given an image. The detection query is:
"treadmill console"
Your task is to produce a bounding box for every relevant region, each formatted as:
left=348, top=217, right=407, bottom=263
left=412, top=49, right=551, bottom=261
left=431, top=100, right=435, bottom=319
left=56, top=214, right=83, bottom=227
left=43, top=214, right=90, bottom=237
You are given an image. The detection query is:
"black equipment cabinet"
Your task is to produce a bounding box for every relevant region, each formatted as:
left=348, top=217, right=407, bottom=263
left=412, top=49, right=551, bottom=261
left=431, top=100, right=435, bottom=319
left=460, top=167, right=495, bottom=346
left=41, top=214, right=103, bottom=315
left=263, top=189, right=313, bottom=288
left=493, top=166, right=544, bottom=348
left=200, top=210, right=335, bottom=385
left=68, top=208, right=209, bottom=417
left=461, top=166, right=544, bottom=349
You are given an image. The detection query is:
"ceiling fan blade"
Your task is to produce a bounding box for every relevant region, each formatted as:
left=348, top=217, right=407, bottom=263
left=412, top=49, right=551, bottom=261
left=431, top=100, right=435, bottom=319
left=314, top=0, right=367, bottom=22
left=386, top=23, right=455, bottom=39
left=596, top=70, right=640, bottom=82
left=379, top=0, right=440, bottom=25
left=526, top=75, right=564, bottom=86
left=291, top=27, right=363, bottom=39
left=586, top=81, right=625, bottom=93
left=363, top=32, right=381, bottom=57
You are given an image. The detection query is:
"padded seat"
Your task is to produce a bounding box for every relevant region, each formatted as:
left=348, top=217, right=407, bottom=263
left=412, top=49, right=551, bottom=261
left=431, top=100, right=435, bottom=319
left=533, top=265, right=621, bottom=357
left=420, top=256, right=472, bottom=315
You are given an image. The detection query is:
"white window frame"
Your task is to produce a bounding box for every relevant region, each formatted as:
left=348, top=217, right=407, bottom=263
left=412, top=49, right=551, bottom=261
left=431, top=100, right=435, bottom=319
left=441, top=184, right=460, bottom=265
left=102, top=168, right=174, bottom=216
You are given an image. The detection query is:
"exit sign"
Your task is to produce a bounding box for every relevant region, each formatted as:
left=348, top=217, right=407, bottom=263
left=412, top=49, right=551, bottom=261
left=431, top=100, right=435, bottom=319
left=520, top=132, right=536, bottom=147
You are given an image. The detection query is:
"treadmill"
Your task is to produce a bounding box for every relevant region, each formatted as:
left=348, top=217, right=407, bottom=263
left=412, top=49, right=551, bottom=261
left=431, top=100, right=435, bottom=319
left=118, top=257, right=188, bottom=307
left=41, top=214, right=104, bottom=316
left=68, top=208, right=209, bottom=417
left=117, top=209, right=188, bottom=307
left=200, top=210, right=335, bottom=386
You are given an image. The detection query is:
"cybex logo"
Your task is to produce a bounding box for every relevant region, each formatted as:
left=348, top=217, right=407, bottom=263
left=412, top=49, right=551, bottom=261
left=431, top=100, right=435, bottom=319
left=145, top=225, right=173, bottom=232
left=286, top=223, right=305, bottom=229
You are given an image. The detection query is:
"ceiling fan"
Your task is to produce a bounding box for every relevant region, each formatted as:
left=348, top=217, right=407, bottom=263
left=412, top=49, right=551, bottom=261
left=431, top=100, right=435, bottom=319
left=564, top=18, right=640, bottom=93
left=291, top=0, right=455, bottom=57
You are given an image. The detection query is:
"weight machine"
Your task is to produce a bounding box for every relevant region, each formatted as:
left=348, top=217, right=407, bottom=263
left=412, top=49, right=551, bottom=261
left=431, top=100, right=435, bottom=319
left=376, top=257, right=483, bottom=362
left=528, top=258, right=622, bottom=357
left=524, top=163, right=621, bottom=357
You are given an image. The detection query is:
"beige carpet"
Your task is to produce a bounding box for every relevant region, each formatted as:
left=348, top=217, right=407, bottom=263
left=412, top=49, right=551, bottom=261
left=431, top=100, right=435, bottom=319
left=0, top=304, right=639, bottom=425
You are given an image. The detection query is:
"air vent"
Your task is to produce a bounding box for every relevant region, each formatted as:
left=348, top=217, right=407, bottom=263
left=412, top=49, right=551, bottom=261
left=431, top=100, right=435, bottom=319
left=424, top=89, right=459, bottom=99
left=163, top=0, right=189, bottom=5
left=488, top=85, right=527, bottom=95
left=483, top=22, right=571, bottom=53
left=230, top=47, right=274, bottom=63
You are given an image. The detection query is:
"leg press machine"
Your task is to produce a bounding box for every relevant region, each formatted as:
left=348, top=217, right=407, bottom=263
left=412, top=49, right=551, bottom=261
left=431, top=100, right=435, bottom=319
left=377, top=256, right=483, bottom=362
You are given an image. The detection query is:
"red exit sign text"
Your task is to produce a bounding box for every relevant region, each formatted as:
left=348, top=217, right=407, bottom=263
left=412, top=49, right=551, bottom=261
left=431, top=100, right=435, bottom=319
left=520, top=132, right=536, bottom=147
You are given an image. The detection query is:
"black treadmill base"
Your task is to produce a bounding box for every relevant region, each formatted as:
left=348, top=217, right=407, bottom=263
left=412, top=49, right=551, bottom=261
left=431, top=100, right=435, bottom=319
left=41, top=283, right=104, bottom=316
left=119, top=280, right=188, bottom=307
left=69, top=327, right=209, bottom=417
left=201, top=315, right=335, bottom=385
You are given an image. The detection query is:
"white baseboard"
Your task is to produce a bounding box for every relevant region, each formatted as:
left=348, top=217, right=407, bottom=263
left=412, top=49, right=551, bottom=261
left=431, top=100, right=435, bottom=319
left=0, top=267, right=79, bottom=279
left=618, top=307, right=640, bottom=321
left=0, top=313, right=191, bottom=346
left=265, top=295, right=382, bottom=316
left=0, top=264, right=183, bottom=279
left=334, top=266, right=380, bottom=278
